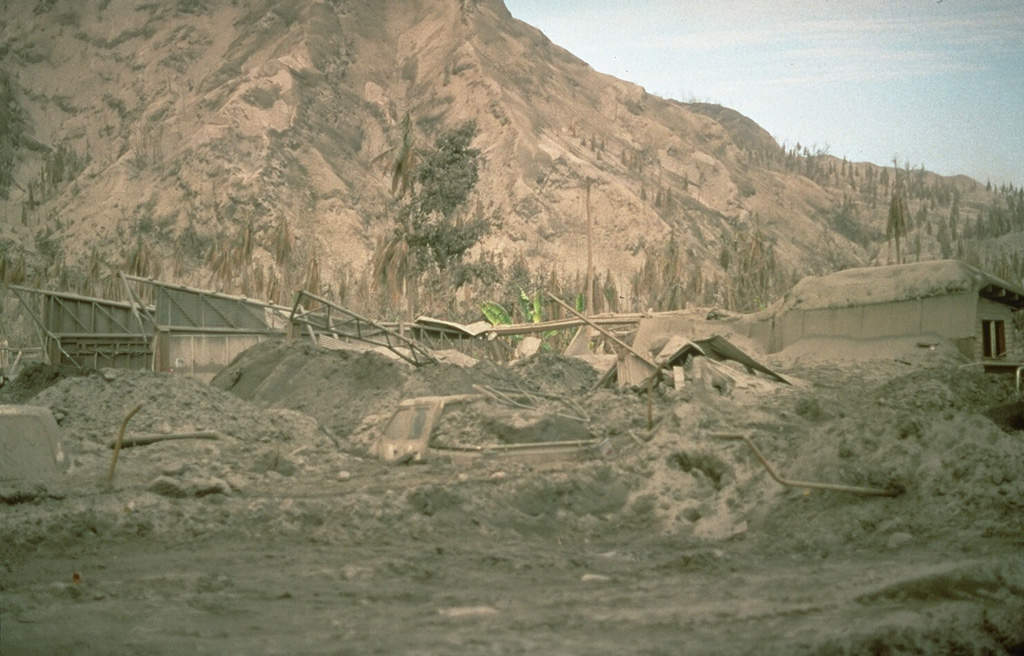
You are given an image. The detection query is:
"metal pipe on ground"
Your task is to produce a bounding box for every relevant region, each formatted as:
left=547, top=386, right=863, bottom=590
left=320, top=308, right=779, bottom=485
left=707, top=432, right=901, bottom=497
left=107, top=403, right=143, bottom=485
left=433, top=439, right=598, bottom=453
left=107, top=431, right=224, bottom=449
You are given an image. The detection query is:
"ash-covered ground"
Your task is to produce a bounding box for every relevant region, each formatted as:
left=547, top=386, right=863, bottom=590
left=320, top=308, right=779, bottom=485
left=2, top=337, right=1023, bottom=655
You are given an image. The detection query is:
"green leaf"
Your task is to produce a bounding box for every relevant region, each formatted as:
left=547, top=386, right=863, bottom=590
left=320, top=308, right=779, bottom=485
left=575, top=293, right=586, bottom=314
left=481, top=301, right=512, bottom=326
left=518, top=288, right=531, bottom=322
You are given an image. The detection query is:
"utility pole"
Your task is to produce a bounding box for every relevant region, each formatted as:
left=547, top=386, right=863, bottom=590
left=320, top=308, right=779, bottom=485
left=585, top=178, right=593, bottom=316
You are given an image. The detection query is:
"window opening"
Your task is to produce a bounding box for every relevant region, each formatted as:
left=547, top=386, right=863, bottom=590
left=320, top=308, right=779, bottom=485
left=982, top=319, right=1006, bottom=358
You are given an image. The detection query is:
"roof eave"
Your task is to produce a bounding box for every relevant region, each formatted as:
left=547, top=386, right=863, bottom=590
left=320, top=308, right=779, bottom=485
left=979, top=284, right=1024, bottom=310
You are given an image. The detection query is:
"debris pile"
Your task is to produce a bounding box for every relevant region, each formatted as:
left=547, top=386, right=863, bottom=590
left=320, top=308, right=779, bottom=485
left=2, top=321, right=1024, bottom=654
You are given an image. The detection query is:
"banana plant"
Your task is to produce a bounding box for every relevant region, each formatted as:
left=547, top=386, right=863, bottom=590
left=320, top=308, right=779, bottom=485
left=518, top=288, right=543, bottom=324
left=481, top=300, right=512, bottom=326
left=481, top=291, right=556, bottom=351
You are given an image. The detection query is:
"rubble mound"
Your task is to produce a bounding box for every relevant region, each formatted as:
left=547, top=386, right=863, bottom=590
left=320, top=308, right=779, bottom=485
left=745, top=362, right=1024, bottom=553
left=32, top=368, right=301, bottom=447
left=212, top=340, right=602, bottom=446
left=0, top=362, right=89, bottom=404
left=16, top=368, right=340, bottom=504
left=875, top=365, right=1016, bottom=413
left=508, top=352, right=601, bottom=397
left=212, top=340, right=413, bottom=438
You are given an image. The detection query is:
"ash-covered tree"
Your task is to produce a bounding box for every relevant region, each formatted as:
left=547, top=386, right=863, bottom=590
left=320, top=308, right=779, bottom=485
left=886, top=157, right=908, bottom=264
left=0, top=70, right=26, bottom=200
left=372, top=119, right=496, bottom=315
left=397, top=120, right=491, bottom=286
left=886, top=189, right=908, bottom=264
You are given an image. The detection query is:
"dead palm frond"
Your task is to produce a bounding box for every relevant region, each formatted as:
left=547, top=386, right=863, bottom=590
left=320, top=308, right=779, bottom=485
left=266, top=270, right=281, bottom=306
left=371, top=232, right=410, bottom=307
left=302, top=247, right=322, bottom=298
left=206, top=241, right=234, bottom=291
left=124, top=237, right=161, bottom=280
left=83, top=248, right=104, bottom=297
left=728, top=217, right=779, bottom=311
left=335, top=267, right=350, bottom=307
left=390, top=113, right=418, bottom=198
left=602, top=270, right=620, bottom=314
left=886, top=156, right=908, bottom=265
left=250, top=263, right=265, bottom=299
left=1, top=254, right=25, bottom=285
left=236, top=220, right=254, bottom=267
left=273, top=219, right=293, bottom=267
left=101, top=269, right=123, bottom=302
left=369, top=112, right=421, bottom=199
left=547, top=265, right=563, bottom=320
left=171, top=241, right=187, bottom=281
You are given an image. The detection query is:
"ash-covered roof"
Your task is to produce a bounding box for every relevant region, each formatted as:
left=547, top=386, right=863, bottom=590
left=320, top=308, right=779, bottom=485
left=777, top=260, right=1024, bottom=312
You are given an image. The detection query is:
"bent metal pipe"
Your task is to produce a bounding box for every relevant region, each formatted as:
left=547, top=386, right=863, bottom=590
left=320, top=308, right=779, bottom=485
left=707, top=431, right=902, bottom=498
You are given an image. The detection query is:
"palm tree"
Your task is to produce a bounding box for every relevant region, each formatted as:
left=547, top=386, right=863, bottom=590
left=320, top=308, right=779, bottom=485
left=370, top=112, right=419, bottom=199
left=390, top=112, right=418, bottom=198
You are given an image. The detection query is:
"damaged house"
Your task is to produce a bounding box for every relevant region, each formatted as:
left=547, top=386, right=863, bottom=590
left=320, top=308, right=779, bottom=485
left=743, top=260, right=1024, bottom=362
left=11, top=278, right=290, bottom=382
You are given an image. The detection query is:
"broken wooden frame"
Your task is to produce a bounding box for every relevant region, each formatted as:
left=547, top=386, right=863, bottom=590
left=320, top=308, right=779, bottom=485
left=581, top=328, right=790, bottom=393
left=472, top=384, right=589, bottom=423
left=0, top=344, right=34, bottom=381
left=483, top=313, right=645, bottom=336
left=540, top=295, right=785, bottom=395
left=107, top=431, right=224, bottom=449
left=410, top=316, right=508, bottom=361
left=374, top=395, right=480, bottom=464
left=410, top=311, right=643, bottom=363
left=289, top=291, right=436, bottom=367
left=374, top=388, right=598, bottom=465
left=547, top=293, right=655, bottom=367
left=632, top=335, right=790, bottom=393
left=432, top=439, right=602, bottom=466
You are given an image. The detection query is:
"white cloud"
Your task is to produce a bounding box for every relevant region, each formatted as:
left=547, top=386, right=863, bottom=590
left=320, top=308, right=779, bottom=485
left=621, top=3, right=1024, bottom=58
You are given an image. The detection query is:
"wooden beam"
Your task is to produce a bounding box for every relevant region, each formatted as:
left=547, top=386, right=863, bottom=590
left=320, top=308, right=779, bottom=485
left=484, top=314, right=643, bottom=336
left=546, top=293, right=656, bottom=367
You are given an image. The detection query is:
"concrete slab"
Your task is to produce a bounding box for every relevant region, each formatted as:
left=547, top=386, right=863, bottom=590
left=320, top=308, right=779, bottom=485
left=0, top=406, right=69, bottom=481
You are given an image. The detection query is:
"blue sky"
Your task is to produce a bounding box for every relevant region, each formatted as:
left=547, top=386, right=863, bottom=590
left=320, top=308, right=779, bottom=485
left=504, top=0, right=1024, bottom=186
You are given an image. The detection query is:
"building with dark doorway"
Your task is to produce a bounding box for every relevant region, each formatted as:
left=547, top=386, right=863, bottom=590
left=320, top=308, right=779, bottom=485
left=743, top=260, right=1024, bottom=362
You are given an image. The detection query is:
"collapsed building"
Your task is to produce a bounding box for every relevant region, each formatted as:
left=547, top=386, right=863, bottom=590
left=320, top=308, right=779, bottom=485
left=6, top=260, right=1022, bottom=387
left=10, top=278, right=289, bottom=382
left=4, top=262, right=1017, bottom=484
